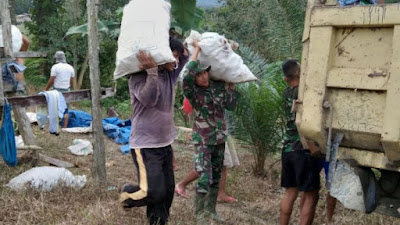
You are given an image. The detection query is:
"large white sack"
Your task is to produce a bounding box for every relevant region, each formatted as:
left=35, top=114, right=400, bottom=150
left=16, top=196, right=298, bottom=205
left=114, top=0, right=175, bottom=80
left=68, top=139, right=93, bottom=156
left=0, top=25, right=23, bottom=53
left=185, top=30, right=258, bottom=83
left=6, top=166, right=87, bottom=191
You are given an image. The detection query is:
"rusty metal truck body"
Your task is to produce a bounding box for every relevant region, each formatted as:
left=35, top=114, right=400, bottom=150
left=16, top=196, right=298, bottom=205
left=297, top=0, right=400, bottom=217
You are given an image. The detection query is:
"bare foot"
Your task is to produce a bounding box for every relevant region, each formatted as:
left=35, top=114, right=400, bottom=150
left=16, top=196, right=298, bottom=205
left=175, top=183, right=188, bottom=198
left=217, top=193, right=238, bottom=203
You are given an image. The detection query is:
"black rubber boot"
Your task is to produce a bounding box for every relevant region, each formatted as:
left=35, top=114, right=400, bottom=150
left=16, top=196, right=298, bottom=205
left=205, top=187, right=225, bottom=223
left=195, top=192, right=210, bottom=225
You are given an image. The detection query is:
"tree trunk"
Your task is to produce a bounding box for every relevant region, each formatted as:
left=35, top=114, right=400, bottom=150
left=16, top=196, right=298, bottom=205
left=77, top=50, right=89, bottom=89
left=254, top=154, right=266, bottom=176
left=9, top=0, right=16, bottom=25
left=72, top=0, right=80, bottom=89
left=253, top=141, right=266, bottom=176
left=87, top=0, right=106, bottom=185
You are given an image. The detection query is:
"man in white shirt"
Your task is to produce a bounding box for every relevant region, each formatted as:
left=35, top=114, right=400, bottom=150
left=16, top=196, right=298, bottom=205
left=45, top=51, right=75, bottom=92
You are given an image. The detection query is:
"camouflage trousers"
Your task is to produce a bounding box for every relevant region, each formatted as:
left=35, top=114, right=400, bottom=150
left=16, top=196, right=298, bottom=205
left=194, top=143, right=225, bottom=194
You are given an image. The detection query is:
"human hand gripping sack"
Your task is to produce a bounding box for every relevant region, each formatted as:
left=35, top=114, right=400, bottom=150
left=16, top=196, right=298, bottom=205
left=137, top=50, right=157, bottom=70
left=192, top=40, right=200, bottom=50
left=228, top=83, right=235, bottom=91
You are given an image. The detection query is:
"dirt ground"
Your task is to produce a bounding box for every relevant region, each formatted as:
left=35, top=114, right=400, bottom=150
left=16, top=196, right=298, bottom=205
left=1, top=126, right=400, bottom=225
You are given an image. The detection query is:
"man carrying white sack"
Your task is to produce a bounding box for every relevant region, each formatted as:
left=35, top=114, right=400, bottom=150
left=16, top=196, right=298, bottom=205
left=120, top=38, right=188, bottom=225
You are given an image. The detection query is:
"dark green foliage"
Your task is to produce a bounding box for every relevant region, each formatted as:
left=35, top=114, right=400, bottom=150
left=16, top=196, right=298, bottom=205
left=23, top=58, right=47, bottom=89
left=203, top=0, right=306, bottom=62
left=234, top=50, right=287, bottom=175
left=14, top=0, right=32, bottom=15
left=171, top=0, right=204, bottom=34
left=65, top=20, right=120, bottom=38
left=98, top=0, right=129, bottom=21
left=25, top=0, right=128, bottom=91
left=25, top=0, right=87, bottom=79
left=101, top=98, right=132, bottom=119
left=174, top=83, right=193, bottom=128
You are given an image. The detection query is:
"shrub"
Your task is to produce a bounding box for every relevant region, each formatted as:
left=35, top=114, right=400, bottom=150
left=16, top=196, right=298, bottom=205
left=234, top=55, right=287, bottom=175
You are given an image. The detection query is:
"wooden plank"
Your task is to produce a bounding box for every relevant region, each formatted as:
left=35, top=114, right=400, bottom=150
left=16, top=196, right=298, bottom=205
left=298, top=0, right=316, bottom=150
left=310, top=4, right=400, bottom=27
left=17, top=145, right=43, bottom=150
left=381, top=25, right=400, bottom=160
left=326, top=68, right=389, bottom=90
left=13, top=108, right=36, bottom=144
left=13, top=51, right=48, bottom=58
left=39, top=153, right=75, bottom=168
left=0, top=51, right=47, bottom=61
left=298, top=26, right=335, bottom=152
left=87, top=0, right=106, bottom=185
left=7, top=88, right=114, bottom=107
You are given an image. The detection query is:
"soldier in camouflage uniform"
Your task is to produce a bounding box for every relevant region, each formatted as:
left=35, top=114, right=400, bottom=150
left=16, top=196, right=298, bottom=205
left=182, top=41, right=239, bottom=224
left=280, top=60, right=320, bottom=225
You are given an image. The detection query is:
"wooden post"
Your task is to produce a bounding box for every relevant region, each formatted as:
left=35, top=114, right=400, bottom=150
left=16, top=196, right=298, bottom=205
left=87, top=0, right=106, bottom=185
left=1, top=0, right=37, bottom=165
left=0, top=0, right=13, bottom=106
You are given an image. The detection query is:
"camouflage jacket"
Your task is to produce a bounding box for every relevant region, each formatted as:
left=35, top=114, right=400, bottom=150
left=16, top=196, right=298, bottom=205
left=282, top=86, right=303, bottom=153
left=182, top=61, right=240, bottom=145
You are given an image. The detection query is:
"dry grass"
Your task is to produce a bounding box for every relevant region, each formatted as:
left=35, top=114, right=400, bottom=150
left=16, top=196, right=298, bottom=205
left=1, top=126, right=400, bottom=225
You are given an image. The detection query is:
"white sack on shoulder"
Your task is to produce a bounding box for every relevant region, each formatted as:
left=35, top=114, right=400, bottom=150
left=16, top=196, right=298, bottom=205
left=114, top=0, right=175, bottom=79
left=185, top=30, right=258, bottom=83
left=6, top=166, right=87, bottom=191
left=0, top=25, right=23, bottom=53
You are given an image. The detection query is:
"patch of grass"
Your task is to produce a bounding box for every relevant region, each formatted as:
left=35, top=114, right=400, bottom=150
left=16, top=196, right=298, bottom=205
left=1, top=126, right=399, bottom=225
left=72, top=98, right=132, bottom=120
left=25, top=75, right=47, bottom=91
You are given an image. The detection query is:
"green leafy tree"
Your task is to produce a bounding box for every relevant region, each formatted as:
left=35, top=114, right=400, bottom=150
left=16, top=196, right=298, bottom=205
left=14, top=0, right=32, bottom=15
left=25, top=0, right=129, bottom=90
left=171, top=0, right=204, bottom=35
left=234, top=49, right=287, bottom=175
left=25, top=0, right=89, bottom=86
left=203, top=0, right=306, bottom=62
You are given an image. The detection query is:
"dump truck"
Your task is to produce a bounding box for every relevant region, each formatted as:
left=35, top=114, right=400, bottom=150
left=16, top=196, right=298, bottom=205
left=296, top=0, right=400, bottom=217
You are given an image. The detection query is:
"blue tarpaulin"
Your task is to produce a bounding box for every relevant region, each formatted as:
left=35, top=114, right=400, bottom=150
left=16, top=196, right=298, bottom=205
left=0, top=103, right=18, bottom=166
left=102, top=117, right=131, bottom=145
left=65, top=110, right=92, bottom=128
left=65, top=110, right=131, bottom=153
